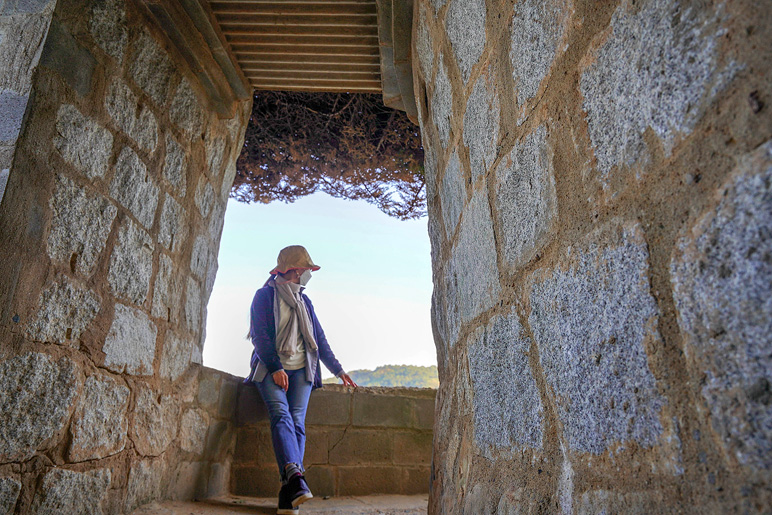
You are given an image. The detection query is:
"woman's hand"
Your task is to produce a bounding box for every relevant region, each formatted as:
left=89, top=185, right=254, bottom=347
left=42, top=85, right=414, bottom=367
left=272, top=370, right=289, bottom=391
left=339, top=373, right=358, bottom=387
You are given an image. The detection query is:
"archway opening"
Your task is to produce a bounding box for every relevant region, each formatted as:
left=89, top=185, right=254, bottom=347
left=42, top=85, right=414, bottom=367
left=203, top=92, right=437, bottom=388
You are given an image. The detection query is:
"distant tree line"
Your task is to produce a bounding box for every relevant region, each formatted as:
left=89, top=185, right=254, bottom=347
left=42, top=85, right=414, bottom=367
left=324, top=364, right=439, bottom=388
left=232, top=91, right=426, bottom=220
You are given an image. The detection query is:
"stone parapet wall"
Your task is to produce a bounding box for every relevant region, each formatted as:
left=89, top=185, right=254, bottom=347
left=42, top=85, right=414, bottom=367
left=0, top=0, right=250, bottom=512
left=232, top=384, right=435, bottom=498
left=415, top=0, right=772, bottom=512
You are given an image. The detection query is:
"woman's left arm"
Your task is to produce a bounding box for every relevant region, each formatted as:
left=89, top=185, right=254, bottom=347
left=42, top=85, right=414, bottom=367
left=303, top=295, right=357, bottom=386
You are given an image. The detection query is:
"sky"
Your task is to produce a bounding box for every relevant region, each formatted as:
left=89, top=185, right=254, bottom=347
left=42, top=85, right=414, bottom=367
left=202, top=193, right=436, bottom=379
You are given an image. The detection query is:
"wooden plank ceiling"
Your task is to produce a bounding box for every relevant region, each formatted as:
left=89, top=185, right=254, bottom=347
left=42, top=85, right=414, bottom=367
left=208, top=0, right=382, bottom=93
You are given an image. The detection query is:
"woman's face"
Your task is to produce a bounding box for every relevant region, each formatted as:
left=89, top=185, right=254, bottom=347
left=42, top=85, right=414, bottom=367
left=281, top=269, right=305, bottom=284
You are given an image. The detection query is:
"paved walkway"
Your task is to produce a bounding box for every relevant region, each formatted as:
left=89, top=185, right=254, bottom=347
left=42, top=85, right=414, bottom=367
left=132, top=494, right=428, bottom=515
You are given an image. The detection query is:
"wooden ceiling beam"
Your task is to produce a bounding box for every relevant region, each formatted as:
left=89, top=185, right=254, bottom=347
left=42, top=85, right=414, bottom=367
left=210, top=2, right=376, bottom=15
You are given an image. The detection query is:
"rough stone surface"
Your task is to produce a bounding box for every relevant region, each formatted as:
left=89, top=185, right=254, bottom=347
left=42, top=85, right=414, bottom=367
left=89, top=0, right=127, bottom=62
left=160, top=331, right=192, bottom=381
left=440, top=150, right=465, bottom=239
left=0, top=10, right=51, bottom=93
left=184, top=277, right=202, bottom=334
left=430, top=55, right=452, bottom=148
left=105, top=78, right=158, bottom=152
left=163, top=133, right=187, bottom=196
left=125, top=459, right=166, bottom=513
left=129, top=30, right=174, bottom=107
left=54, top=104, right=112, bottom=180
left=510, top=0, right=568, bottom=110
left=47, top=174, right=116, bottom=276
left=130, top=385, right=179, bottom=456
left=204, top=243, right=219, bottom=298
left=495, top=125, right=557, bottom=270
left=449, top=186, right=500, bottom=324
left=580, top=0, right=738, bottom=175
left=152, top=253, right=183, bottom=323
left=179, top=408, right=209, bottom=454
left=0, top=353, right=79, bottom=461
left=0, top=91, right=28, bottom=141
left=39, top=19, right=95, bottom=98
left=529, top=221, right=665, bottom=454
left=0, top=169, right=8, bottom=205
left=190, top=235, right=210, bottom=280
left=206, top=134, right=225, bottom=178
left=195, top=178, right=214, bottom=218
left=445, top=0, right=485, bottom=84
left=109, top=146, right=158, bottom=229
left=463, top=71, right=499, bottom=181
left=671, top=141, right=772, bottom=470
left=469, top=308, right=543, bottom=457
left=27, top=277, right=100, bottom=345
left=0, top=477, right=21, bottom=515
left=430, top=0, right=446, bottom=11
left=158, top=193, right=187, bottom=254
left=416, top=3, right=434, bottom=81
left=107, top=219, right=153, bottom=305
left=103, top=303, right=157, bottom=376
left=68, top=374, right=130, bottom=462
left=31, top=468, right=110, bottom=515
left=170, top=78, right=204, bottom=138
left=577, top=489, right=664, bottom=514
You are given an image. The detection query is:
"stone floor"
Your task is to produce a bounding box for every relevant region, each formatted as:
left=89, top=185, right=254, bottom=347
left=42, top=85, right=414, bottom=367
left=132, top=494, right=429, bottom=515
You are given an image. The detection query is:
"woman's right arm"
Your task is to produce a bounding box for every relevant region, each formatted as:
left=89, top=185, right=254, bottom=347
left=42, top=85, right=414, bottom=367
left=250, top=288, right=283, bottom=374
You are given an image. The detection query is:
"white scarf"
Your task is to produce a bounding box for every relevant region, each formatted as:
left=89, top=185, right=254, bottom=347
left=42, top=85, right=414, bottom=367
left=269, top=277, right=318, bottom=356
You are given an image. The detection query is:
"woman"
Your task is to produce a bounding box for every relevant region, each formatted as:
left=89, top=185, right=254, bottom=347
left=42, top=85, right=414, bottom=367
left=248, top=245, right=357, bottom=514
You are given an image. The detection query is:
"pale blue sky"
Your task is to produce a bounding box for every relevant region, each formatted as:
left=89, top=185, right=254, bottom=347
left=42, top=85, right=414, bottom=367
left=203, top=193, right=436, bottom=379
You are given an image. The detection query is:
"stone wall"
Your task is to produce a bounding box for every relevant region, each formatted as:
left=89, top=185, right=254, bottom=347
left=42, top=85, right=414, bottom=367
left=233, top=384, right=435, bottom=498
left=0, top=0, right=57, bottom=205
left=415, top=0, right=772, bottom=512
left=0, top=0, right=250, bottom=512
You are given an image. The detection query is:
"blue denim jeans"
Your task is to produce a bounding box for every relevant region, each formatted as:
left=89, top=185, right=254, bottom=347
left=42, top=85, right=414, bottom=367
left=255, top=368, right=313, bottom=478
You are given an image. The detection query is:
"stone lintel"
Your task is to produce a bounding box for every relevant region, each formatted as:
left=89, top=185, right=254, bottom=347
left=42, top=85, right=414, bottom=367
left=140, top=0, right=250, bottom=116
left=377, top=0, right=417, bottom=123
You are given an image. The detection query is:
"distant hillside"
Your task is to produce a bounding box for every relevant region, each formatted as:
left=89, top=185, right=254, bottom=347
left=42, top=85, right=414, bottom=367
left=324, top=364, right=439, bottom=388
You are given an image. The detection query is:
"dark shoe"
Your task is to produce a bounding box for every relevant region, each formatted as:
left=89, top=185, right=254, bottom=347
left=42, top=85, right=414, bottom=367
left=277, top=484, right=298, bottom=515
left=287, top=474, right=313, bottom=508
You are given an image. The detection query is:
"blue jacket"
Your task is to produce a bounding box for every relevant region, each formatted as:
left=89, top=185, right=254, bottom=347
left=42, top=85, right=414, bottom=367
left=247, top=283, right=343, bottom=389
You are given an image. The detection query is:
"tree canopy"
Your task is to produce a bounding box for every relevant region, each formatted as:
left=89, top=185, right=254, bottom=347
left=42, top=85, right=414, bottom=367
left=231, top=91, right=426, bottom=220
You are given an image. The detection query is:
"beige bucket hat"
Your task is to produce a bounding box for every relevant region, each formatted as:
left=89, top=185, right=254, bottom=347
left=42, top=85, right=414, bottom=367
left=270, top=245, right=321, bottom=275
